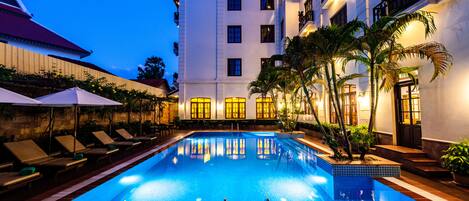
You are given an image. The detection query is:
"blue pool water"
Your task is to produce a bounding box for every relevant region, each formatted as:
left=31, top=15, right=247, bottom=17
left=76, top=132, right=414, bottom=201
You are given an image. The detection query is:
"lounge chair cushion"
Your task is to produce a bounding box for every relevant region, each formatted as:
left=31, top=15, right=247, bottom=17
left=115, top=129, right=134, bottom=140
left=55, top=135, right=87, bottom=153
left=4, top=140, right=48, bottom=163
left=0, top=172, right=40, bottom=187
left=26, top=157, right=87, bottom=167
left=83, top=148, right=119, bottom=155
left=92, top=131, right=115, bottom=145
left=19, top=167, right=36, bottom=176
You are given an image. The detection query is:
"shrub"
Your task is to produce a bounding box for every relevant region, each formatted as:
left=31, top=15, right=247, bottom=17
left=349, top=125, right=374, bottom=160
left=441, top=140, right=469, bottom=175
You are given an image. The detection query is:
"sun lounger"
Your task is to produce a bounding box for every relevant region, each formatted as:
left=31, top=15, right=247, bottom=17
left=0, top=163, right=41, bottom=193
left=92, top=131, right=141, bottom=148
left=55, top=135, right=119, bottom=158
left=3, top=140, right=87, bottom=169
left=115, top=129, right=157, bottom=142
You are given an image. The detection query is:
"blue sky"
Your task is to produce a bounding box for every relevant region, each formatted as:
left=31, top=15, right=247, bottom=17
left=23, top=0, right=178, bottom=82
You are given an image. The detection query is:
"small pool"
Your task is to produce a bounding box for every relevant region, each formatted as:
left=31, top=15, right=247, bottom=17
left=76, top=132, right=413, bottom=201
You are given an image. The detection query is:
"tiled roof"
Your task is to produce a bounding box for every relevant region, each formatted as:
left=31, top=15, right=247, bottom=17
left=0, top=4, right=91, bottom=57
left=49, top=55, right=113, bottom=75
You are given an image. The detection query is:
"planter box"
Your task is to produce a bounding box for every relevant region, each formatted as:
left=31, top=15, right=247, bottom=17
left=276, top=131, right=305, bottom=139
left=316, top=154, right=401, bottom=177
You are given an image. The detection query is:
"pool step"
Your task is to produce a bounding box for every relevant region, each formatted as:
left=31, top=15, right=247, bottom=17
left=372, top=145, right=450, bottom=178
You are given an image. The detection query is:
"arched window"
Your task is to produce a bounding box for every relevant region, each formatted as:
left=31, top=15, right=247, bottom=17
left=190, top=98, right=211, bottom=119
left=256, top=97, right=276, bottom=119
left=225, top=97, right=246, bottom=119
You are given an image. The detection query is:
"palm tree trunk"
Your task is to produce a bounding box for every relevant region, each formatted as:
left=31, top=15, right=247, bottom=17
left=298, top=70, right=342, bottom=158
left=330, top=62, right=353, bottom=160
left=368, top=60, right=375, bottom=136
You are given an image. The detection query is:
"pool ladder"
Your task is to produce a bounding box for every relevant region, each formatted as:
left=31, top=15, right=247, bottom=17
left=230, top=122, right=240, bottom=131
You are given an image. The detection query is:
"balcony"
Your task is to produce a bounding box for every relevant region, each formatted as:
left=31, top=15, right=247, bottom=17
left=174, top=11, right=179, bottom=27
left=173, top=42, right=179, bottom=56
left=299, top=10, right=314, bottom=30
left=373, top=0, right=420, bottom=22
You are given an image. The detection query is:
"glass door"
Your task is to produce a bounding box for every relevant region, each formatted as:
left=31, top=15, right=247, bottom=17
left=395, top=81, right=422, bottom=148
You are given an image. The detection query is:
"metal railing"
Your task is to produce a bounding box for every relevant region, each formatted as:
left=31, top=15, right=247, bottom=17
left=373, top=0, right=420, bottom=22
left=298, top=10, right=314, bottom=31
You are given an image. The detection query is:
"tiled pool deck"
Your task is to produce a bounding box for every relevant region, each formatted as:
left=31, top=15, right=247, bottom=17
left=34, top=130, right=465, bottom=201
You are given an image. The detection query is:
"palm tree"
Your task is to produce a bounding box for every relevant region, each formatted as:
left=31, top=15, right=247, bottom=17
left=305, top=21, right=363, bottom=160
left=278, top=37, right=344, bottom=158
left=348, top=11, right=453, bottom=141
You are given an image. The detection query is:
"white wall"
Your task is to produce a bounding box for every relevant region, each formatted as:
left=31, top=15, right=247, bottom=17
left=179, top=0, right=279, bottom=119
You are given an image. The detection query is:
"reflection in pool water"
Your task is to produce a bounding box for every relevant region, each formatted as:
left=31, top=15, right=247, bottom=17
left=77, top=132, right=414, bottom=201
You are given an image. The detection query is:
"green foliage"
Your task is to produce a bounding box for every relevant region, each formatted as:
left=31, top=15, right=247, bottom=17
left=137, top=56, right=166, bottom=80
left=441, top=140, right=469, bottom=175
left=0, top=65, right=16, bottom=81
left=349, top=125, right=374, bottom=160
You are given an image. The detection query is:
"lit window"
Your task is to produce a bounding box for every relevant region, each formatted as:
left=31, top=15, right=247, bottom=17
left=329, top=84, right=357, bottom=125
left=256, top=97, right=276, bottom=119
left=227, top=58, right=242, bottom=76
left=303, top=92, right=318, bottom=115
left=261, top=25, right=275, bottom=43
left=225, top=97, right=246, bottom=119
left=190, top=97, right=211, bottom=119
left=227, top=0, right=241, bottom=11
left=227, top=26, right=242, bottom=43
left=260, top=0, right=274, bottom=10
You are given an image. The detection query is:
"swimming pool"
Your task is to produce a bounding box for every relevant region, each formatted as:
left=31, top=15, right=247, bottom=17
left=76, top=132, right=413, bottom=201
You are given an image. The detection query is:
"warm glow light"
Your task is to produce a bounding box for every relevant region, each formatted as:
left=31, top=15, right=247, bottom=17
left=357, top=95, right=370, bottom=109
left=307, top=175, right=327, bottom=184
left=119, top=175, right=142, bottom=185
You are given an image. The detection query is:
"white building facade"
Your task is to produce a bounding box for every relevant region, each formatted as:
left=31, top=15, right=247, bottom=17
left=178, top=0, right=468, bottom=159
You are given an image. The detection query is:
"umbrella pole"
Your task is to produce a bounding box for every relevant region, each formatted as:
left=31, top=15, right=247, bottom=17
left=48, top=107, right=55, bottom=154
left=73, top=105, right=77, bottom=156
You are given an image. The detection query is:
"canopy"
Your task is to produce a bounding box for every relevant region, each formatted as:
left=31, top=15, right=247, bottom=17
left=36, top=87, right=122, bottom=107
left=0, top=87, right=42, bottom=105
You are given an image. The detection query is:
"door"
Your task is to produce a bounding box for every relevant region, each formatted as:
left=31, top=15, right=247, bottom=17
left=395, top=81, right=422, bottom=148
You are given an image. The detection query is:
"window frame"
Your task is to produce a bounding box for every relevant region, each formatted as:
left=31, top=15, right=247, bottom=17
left=227, top=0, right=242, bottom=11
left=227, top=25, right=242, bottom=43
left=330, top=4, right=347, bottom=26
left=225, top=97, right=247, bottom=119
left=190, top=97, right=211, bottom=120
left=260, top=0, right=275, bottom=10
left=260, top=25, right=275, bottom=43
left=227, top=58, right=242, bottom=76
left=329, top=84, right=357, bottom=125
left=256, top=97, right=276, bottom=119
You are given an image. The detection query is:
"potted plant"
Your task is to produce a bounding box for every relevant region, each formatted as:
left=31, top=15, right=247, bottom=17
left=441, top=140, right=469, bottom=186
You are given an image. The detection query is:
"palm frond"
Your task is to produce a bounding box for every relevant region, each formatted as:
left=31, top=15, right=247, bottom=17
left=385, top=11, right=436, bottom=39
left=336, top=73, right=364, bottom=88
left=395, top=42, right=453, bottom=81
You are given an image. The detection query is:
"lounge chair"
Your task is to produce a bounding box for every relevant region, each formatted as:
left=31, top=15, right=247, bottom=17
left=3, top=140, right=87, bottom=170
left=0, top=162, right=41, bottom=193
left=92, top=131, right=141, bottom=149
left=115, top=129, right=157, bottom=142
left=55, top=135, right=119, bottom=159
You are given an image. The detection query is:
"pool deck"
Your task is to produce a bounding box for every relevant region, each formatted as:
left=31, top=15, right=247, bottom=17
left=28, top=130, right=468, bottom=201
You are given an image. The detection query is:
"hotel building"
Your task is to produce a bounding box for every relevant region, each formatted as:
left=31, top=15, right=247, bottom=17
left=175, top=0, right=468, bottom=161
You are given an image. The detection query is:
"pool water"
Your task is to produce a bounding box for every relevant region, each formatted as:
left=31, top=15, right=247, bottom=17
left=76, top=132, right=413, bottom=201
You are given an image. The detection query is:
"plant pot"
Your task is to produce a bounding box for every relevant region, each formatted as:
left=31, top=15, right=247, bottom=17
left=452, top=172, right=469, bottom=187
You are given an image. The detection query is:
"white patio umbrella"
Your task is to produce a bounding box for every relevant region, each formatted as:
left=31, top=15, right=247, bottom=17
left=36, top=87, right=122, bottom=155
left=0, top=87, right=42, bottom=105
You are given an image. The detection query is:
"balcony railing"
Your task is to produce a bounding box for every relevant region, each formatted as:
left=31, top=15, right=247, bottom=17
left=373, top=0, right=420, bottom=22
left=298, top=10, right=314, bottom=31
left=173, top=42, right=179, bottom=56
left=174, top=11, right=179, bottom=27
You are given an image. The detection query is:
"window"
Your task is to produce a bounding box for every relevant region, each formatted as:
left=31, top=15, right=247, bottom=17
left=256, top=97, right=276, bottom=119
left=227, top=58, right=242, bottom=76
left=303, top=92, right=318, bottom=115
left=225, top=97, right=246, bottom=119
left=329, top=84, right=357, bottom=125
left=227, top=0, right=241, bottom=11
left=227, top=26, right=242, bottom=43
left=330, top=4, right=347, bottom=26
left=261, top=58, right=271, bottom=70
left=191, top=98, right=211, bottom=119
left=261, top=25, right=275, bottom=43
left=260, top=0, right=274, bottom=10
